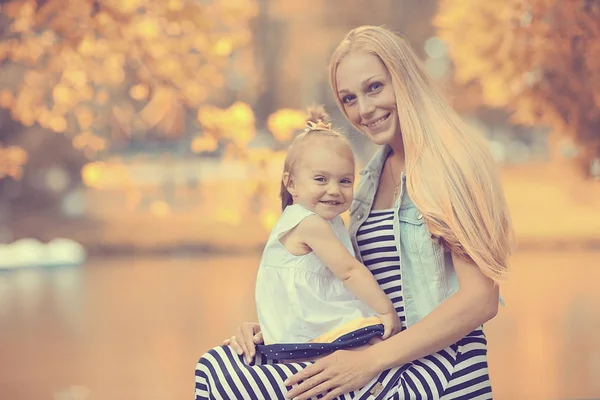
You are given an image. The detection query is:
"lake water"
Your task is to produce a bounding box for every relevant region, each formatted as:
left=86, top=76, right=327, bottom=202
left=1, top=250, right=599, bottom=399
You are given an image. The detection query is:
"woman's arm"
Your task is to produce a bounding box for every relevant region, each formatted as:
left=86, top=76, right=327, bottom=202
left=365, top=253, right=499, bottom=372
left=284, top=253, right=499, bottom=400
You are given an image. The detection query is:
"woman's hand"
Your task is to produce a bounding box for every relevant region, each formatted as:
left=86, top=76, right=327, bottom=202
left=284, top=349, right=381, bottom=400
left=222, top=322, right=263, bottom=364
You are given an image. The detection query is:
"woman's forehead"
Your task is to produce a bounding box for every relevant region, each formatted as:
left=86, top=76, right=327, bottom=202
left=336, top=51, right=388, bottom=89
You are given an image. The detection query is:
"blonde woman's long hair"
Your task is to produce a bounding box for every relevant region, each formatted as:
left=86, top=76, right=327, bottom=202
left=329, top=26, right=514, bottom=282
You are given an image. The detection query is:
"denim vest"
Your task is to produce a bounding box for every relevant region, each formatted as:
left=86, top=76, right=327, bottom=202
left=348, top=145, right=459, bottom=328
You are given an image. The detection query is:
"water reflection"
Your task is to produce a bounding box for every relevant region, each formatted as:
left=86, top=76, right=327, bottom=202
left=0, top=251, right=599, bottom=399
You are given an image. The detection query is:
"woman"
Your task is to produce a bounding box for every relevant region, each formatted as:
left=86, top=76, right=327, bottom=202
left=196, top=25, right=513, bottom=400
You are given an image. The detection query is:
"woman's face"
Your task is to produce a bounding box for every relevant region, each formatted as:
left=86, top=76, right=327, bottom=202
left=335, top=51, right=400, bottom=146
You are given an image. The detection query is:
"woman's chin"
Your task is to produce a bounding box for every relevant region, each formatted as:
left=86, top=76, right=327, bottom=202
left=367, top=131, right=395, bottom=146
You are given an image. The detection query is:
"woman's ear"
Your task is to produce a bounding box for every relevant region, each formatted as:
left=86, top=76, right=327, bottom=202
left=282, top=172, right=296, bottom=196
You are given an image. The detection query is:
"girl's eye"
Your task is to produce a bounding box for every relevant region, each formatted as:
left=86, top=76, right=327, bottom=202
left=341, top=94, right=355, bottom=104
left=341, top=179, right=352, bottom=184
left=369, top=82, right=383, bottom=92
left=314, top=177, right=326, bottom=182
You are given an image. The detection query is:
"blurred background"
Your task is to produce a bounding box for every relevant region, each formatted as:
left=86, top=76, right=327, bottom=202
left=0, top=0, right=599, bottom=399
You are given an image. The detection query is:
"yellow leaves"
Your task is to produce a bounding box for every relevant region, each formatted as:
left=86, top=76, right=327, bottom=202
left=0, top=0, right=259, bottom=149
left=156, top=58, right=180, bottom=77
left=166, top=21, right=182, bottom=36
left=78, top=36, right=98, bottom=58
left=136, top=18, right=161, bottom=40
left=167, top=0, right=184, bottom=12
left=436, top=0, right=600, bottom=170
left=193, top=35, right=210, bottom=52
left=182, top=83, right=207, bottom=106
left=215, top=207, right=242, bottom=226
left=52, top=84, right=71, bottom=105
left=2, top=1, right=28, bottom=19
left=267, top=109, right=307, bottom=142
left=49, top=116, right=68, bottom=133
left=213, top=39, right=233, bottom=57
left=138, top=86, right=175, bottom=128
left=96, top=90, right=109, bottom=105
left=229, top=102, right=255, bottom=127
left=260, top=210, right=279, bottom=231
left=39, top=31, right=57, bottom=48
left=112, top=104, right=135, bottom=135
left=197, top=101, right=256, bottom=149
left=228, top=102, right=256, bottom=148
left=130, top=83, right=150, bottom=101
left=80, top=162, right=103, bottom=188
left=150, top=201, right=171, bottom=218
left=146, top=42, right=169, bottom=59
left=74, top=106, right=95, bottom=130
left=191, top=136, right=219, bottom=153
left=81, top=161, right=131, bottom=189
left=63, top=69, right=87, bottom=88
left=101, top=54, right=125, bottom=85
left=0, top=145, right=28, bottom=180
left=10, top=1, right=35, bottom=33
left=11, top=86, right=42, bottom=126
left=0, top=89, right=14, bottom=108
left=107, top=0, right=145, bottom=15
left=73, top=132, right=108, bottom=156
left=36, top=106, right=52, bottom=128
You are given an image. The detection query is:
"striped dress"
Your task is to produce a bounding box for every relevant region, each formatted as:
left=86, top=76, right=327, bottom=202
left=195, top=209, right=493, bottom=399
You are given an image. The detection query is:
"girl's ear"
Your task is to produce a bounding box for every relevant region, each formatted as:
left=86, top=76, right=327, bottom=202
left=283, top=172, right=296, bottom=196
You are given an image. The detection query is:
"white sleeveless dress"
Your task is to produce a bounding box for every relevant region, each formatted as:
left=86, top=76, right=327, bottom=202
left=255, top=204, right=376, bottom=345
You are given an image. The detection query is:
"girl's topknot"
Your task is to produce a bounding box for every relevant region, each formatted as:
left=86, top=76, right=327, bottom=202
left=305, top=104, right=331, bottom=127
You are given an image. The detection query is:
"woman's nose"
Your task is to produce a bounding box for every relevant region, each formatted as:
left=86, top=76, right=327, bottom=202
left=357, top=97, right=376, bottom=119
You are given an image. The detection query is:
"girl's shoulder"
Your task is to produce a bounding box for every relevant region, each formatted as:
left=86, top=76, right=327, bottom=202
left=268, top=204, right=324, bottom=241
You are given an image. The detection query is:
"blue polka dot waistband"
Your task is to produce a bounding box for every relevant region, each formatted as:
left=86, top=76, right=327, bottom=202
left=256, top=324, right=384, bottom=360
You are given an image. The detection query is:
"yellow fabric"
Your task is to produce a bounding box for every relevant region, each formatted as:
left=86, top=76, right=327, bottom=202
left=309, top=316, right=382, bottom=343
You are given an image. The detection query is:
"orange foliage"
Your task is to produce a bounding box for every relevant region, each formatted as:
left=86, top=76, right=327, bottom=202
left=0, top=0, right=258, bottom=144
left=436, top=0, right=600, bottom=175
left=0, top=144, right=28, bottom=180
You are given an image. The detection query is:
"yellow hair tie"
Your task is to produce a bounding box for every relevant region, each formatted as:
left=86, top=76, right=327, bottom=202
left=304, top=119, right=332, bottom=132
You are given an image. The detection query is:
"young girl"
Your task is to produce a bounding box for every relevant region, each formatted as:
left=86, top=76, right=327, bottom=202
left=254, top=106, right=401, bottom=358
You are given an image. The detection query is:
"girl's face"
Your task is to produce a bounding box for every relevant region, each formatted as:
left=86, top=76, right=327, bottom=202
left=335, top=51, right=400, bottom=146
left=285, top=138, right=354, bottom=220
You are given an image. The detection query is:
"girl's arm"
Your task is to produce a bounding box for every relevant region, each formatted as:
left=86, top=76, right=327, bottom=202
left=296, top=215, right=396, bottom=317
left=364, top=253, right=499, bottom=372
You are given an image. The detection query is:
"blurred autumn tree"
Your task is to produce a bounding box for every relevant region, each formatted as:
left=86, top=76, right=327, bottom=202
left=435, top=0, right=600, bottom=176
left=0, top=0, right=257, bottom=156
left=0, top=0, right=259, bottom=238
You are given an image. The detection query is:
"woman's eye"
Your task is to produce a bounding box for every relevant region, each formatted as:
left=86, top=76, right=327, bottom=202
left=369, top=82, right=383, bottom=92
left=341, top=94, right=355, bottom=104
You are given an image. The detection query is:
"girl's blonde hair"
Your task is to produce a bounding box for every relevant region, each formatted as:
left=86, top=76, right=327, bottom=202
left=280, top=105, right=354, bottom=210
left=329, top=26, right=514, bottom=282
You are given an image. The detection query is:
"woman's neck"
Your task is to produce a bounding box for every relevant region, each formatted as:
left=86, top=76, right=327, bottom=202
left=388, top=142, right=406, bottom=173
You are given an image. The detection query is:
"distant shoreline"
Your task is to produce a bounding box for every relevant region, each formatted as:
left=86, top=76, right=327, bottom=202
left=80, top=239, right=600, bottom=258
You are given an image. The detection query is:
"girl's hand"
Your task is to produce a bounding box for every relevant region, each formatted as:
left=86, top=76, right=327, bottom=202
left=379, top=311, right=402, bottom=340
left=284, top=349, right=381, bottom=400
left=222, top=322, right=263, bottom=364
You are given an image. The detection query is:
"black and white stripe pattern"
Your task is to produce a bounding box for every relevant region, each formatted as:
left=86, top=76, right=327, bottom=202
left=357, top=210, right=492, bottom=400
left=195, top=209, right=492, bottom=399
left=356, top=210, right=407, bottom=325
